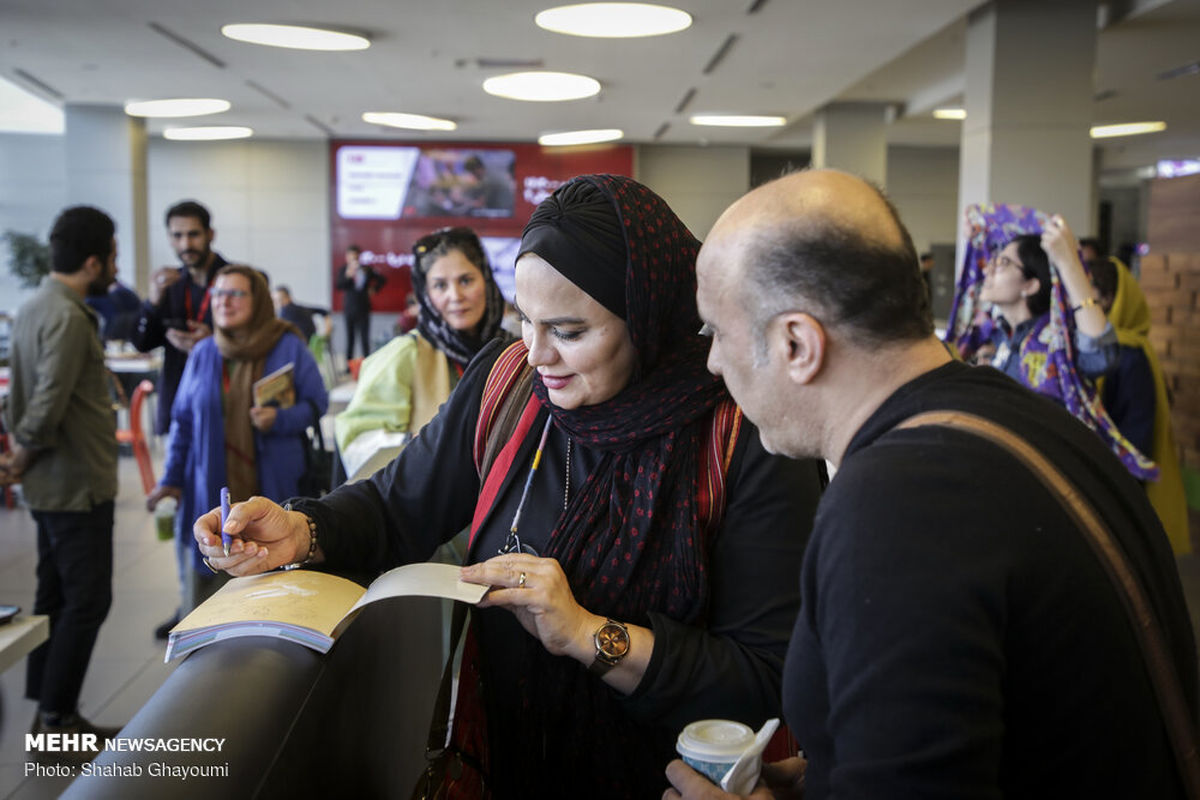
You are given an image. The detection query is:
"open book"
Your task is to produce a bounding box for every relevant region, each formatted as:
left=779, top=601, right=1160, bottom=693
left=253, top=362, right=296, bottom=408
left=165, top=562, right=488, bottom=662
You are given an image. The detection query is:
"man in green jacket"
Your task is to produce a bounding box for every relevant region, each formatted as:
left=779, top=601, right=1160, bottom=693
left=2, top=205, right=123, bottom=753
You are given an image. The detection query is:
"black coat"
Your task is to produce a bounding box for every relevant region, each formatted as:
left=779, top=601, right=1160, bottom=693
left=130, top=254, right=228, bottom=434
left=335, top=263, right=386, bottom=319
left=787, top=361, right=1197, bottom=799
left=290, top=340, right=826, bottom=798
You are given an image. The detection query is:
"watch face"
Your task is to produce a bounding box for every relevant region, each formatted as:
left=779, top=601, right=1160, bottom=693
left=596, top=621, right=630, bottom=661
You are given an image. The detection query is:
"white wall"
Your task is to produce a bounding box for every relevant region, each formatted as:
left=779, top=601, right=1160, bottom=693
left=0, top=133, right=68, bottom=313
left=638, top=143, right=960, bottom=255
left=0, top=134, right=333, bottom=317
left=147, top=138, right=331, bottom=308
left=636, top=145, right=751, bottom=239
left=886, top=145, right=961, bottom=255
left=3, top=134, right=963, bottom=321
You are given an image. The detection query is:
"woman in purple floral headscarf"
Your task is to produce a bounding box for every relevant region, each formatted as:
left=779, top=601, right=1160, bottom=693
left=946, top=203, right=1157, bottom=481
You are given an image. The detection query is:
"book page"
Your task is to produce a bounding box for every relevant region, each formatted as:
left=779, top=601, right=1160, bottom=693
left=348, top=562, right=489, bottom=614
left=176, top=571, right=366, bottom=638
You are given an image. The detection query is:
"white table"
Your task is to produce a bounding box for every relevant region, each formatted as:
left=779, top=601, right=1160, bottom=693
left=0, top=614, right=49, bottom=675
left=105, top=353, right=162, bottom=374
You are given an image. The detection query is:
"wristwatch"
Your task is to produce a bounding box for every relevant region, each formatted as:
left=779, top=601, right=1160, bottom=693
left=588, top=618, right=630, bottom=676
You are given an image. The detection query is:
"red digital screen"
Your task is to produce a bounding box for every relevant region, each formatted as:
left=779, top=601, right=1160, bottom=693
left=329, top=140, right=634, bottom=312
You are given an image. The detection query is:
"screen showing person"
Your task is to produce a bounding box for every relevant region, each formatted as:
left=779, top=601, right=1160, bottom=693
left=403, top=149, right=516, bottom=218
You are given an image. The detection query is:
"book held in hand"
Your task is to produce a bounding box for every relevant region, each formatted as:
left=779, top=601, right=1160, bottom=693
left=253, top=362, right=296, bottom=408
left=165, top=562, right=489, bottom=662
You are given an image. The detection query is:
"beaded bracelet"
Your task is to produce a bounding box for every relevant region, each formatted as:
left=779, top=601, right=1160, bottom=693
left=1072, top=296, right=1099, bottom=313
left=279, top=502, right=318, bottom=571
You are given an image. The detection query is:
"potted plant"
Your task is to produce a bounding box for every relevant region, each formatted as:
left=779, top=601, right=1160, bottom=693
left=3, top=230, right=51, bottom=288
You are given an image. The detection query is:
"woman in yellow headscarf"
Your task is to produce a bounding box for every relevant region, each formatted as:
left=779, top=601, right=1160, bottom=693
left=1092, top=256, right=1190, bottom=554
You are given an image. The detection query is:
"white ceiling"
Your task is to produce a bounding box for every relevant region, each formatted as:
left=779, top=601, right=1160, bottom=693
left=1, top=0, right=1197, bottom=169
left=839, top=0, right=1200, bottom=165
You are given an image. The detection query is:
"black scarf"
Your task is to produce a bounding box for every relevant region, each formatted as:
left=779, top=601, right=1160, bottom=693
left=412, top=227, right=507, bottom=367
left=499, top=174, right=728, bottom=798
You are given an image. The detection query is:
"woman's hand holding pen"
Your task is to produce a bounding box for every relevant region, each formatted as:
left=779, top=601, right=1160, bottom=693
left=194, top=496, right=308, bottom=576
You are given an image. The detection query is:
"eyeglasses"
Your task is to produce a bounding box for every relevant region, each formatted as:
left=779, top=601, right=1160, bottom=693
left=413, top=226, right=479, bottom=257
left=212, top=288, right=249, bottom=300
left=988, top=253, right=1024, bottom=273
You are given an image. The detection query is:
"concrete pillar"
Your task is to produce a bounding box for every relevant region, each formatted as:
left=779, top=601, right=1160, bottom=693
left=957, top=0, right=1097, bottom=263
left=812, top=103, right=890, bottom=189
left=65, top=105, right=150, bottom=294
left=636, top=145, right=750, bottom=238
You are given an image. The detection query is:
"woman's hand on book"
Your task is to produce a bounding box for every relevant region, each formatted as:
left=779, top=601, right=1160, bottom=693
left=462, top=553, right=655, bottom=694
left=193, top=496, right=307, bottom=575
left=249, top=405, right=277, bottom=432
left=461, top=554, right=596, bottom=659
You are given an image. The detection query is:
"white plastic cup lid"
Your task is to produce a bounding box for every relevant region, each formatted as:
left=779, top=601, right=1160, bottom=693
left=676, top=719, right=754, bottom=761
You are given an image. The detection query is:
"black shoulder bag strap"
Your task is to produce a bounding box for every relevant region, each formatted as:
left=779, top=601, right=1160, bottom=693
left=895, top=410, right=1200, bottom=799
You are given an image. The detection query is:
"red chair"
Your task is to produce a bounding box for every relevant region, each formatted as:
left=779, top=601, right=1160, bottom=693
left=116, top=379, right=156, bottom=495
left=0, top=419, right=14, bottom=509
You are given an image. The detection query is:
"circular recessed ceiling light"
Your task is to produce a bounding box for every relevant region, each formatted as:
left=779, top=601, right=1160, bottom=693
left=163, top=126, right=254, bottom=141
left=362, top=112, right=457, bottom=131
left=124, top=98, right=231, bottom=118
left=689, top=114, right=787, bottom=128
left=221, top=23, right=370, bottom=51
left=932, top=107, right=966, bottom=120
left=1090, top=121, right=1166, bottom=139
left=483, top=71, right=601, bottom=102
left=539, top=128, right=624, bottom=146
left=535, top=3, right=692, bottom=38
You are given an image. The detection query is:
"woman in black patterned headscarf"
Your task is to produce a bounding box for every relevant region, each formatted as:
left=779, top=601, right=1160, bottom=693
left=195, top=175, right=825, bottom=799
left=411, top=226, right=507, bottom=368
left=447, top=175, right=824, bottom=798
left=333, top=226, right=509, bottom=472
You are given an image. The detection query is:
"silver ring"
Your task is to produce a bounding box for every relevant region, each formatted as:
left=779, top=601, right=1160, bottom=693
left=202, top=557, right=219, bottom=575
left=517, top=571, right=527, bottom=589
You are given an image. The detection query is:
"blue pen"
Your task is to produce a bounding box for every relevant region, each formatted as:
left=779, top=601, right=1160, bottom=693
left=220, top=487, right=232, bottom=557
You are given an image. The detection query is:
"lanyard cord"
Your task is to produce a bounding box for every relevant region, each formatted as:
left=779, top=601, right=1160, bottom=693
left=498, top=415, right=553, bottom=555
left=184, top=283, right=212, bottom=324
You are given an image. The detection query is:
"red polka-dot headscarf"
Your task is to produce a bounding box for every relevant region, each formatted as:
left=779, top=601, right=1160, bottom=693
left=520, top=173, right=727, bottom=625
left=503, top=174, right=731, bottom=796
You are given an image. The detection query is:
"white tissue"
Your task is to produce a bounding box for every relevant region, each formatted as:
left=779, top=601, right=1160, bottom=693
left=720, top=717, right=779, bottom=796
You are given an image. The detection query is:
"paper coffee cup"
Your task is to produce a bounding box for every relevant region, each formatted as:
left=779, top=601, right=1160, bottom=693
left=155, top=496, right=177, bottom=542
left=676, top=719, right=755, bottom=785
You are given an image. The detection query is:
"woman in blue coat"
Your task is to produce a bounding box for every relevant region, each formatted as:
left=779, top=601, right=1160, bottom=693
left=148, top=265, right=329, bottom=614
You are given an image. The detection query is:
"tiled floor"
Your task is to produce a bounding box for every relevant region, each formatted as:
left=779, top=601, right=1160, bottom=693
left=1, top=451, right=1199, bottom=799
left=0, top=453, right=179, bottom=800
